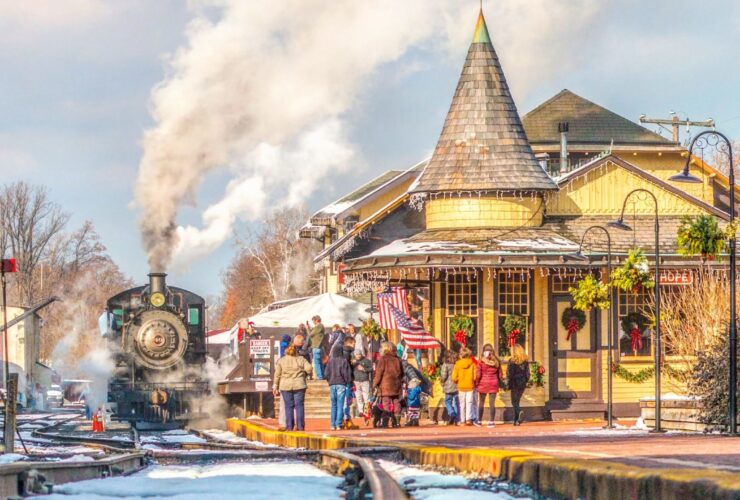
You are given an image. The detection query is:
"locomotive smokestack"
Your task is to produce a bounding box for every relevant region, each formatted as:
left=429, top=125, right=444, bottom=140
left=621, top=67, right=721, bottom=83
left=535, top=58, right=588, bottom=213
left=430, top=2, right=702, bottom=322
left=148, top=272, right=167, bottom=295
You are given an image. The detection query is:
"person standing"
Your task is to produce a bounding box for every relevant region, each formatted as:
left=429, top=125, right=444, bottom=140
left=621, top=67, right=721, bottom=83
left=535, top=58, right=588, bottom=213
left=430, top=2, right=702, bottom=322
left=439, top=350, right=460, bottom=425
left=325, top=342, right=353, bottom=430
left=476, top=343, right=503, bottom=427
left=372, top=342, right=404, bottom=428
left=452, top=347, right=476, bottom=426
left=307, top=315, right=326, bottom=380
left=273, top=344, right=313, bottom=431
left=352, top=352, right=372, bottom=423
left=508, top=344, right=530, bottom=426
left=349, top=324, right=366, bottom=357
left=277, top=334, right=292, bottom=430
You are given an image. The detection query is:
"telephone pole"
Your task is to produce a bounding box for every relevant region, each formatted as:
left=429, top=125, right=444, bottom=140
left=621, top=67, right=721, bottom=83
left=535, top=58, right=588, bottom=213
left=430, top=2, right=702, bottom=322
left=639, top=114, right=714, bottom=143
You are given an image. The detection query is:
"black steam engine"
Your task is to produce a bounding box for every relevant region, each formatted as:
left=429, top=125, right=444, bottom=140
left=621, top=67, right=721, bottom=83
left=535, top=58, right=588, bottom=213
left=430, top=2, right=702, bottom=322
left=106, top=273, right=208, bottom=429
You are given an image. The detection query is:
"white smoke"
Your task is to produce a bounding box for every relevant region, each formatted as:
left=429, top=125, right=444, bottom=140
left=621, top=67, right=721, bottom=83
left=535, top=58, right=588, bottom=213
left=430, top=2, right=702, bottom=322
left=135, top=0, right=604, bottom=271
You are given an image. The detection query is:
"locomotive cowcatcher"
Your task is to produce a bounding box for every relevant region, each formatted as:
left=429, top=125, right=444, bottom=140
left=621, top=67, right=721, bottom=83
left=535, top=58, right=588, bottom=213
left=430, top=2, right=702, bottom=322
left=106, top=273, right=209, bottom=429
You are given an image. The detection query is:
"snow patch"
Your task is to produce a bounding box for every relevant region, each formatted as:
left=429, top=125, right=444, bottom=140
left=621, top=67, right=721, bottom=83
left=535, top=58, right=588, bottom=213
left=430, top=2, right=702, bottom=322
left=46, top=461, right=342, bottom=499
left=0, top=453, right=25, bottom=464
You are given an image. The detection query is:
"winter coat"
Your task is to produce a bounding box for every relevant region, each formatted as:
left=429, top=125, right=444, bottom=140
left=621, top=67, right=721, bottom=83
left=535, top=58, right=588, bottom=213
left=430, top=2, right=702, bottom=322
left=407, top=386, right=422, bottom=408
left=273, top=355, right=313, bottom=392
left=476, top=359, right=503, bottom=394
left=507, top=361, right=530, bottom=391
left=373, top=352, right=403, bottom=397
left=353, top=358, right=372, bottom=382
left=329, top=329, right=344, bottom=351
left=439, top=363, right=458, bottom=394
left=452, top=358, right=476, bottom=392
left=279, top=334, right=292, bottom=358
left=402, top=360, right=430, bottom=394
left=308, top=323, right=326, bottom=350
left=325, top=344, right=352, bottom=386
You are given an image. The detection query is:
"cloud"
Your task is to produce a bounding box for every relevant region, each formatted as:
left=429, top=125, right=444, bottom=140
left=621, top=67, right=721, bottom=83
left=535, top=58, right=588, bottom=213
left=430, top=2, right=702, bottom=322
left=0, top=0, right=110, bottom=42
left=134, top=0, right=607, bottom=271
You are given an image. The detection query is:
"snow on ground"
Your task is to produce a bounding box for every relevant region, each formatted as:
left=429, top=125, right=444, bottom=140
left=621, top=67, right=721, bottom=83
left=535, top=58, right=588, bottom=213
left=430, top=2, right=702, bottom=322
left=199, top=429, right=277, bottom=448
left=377, top=460, right=519, bottom=500
left=44, top=461, right=343, bottom=499
left=140, top=430, right=206, bottom=445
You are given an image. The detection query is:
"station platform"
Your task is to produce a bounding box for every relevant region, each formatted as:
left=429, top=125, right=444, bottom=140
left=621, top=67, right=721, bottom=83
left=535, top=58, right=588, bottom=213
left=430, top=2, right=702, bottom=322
left=252, top=417, right=740, bottom=473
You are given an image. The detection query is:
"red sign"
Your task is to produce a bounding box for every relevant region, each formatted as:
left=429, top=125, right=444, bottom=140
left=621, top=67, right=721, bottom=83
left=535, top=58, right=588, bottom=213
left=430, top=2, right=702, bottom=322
left=659, top=270, right=693, bottom=286
left=0, top=259, right=16, bottom=273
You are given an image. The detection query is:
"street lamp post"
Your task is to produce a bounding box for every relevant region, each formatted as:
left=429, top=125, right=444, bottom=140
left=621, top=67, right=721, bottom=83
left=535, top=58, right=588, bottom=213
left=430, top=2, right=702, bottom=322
left=670, top=130, right=737, bottom=435
left=571, top=225, right=615, bottom=428
left=608, top=189, right=664, bottom=432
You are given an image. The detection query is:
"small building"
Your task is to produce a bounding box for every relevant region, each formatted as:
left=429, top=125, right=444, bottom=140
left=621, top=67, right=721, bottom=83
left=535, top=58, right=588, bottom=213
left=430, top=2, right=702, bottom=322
left=1, top=305, right=45, bottom=398
left=302, top=11, right=735, bottom=420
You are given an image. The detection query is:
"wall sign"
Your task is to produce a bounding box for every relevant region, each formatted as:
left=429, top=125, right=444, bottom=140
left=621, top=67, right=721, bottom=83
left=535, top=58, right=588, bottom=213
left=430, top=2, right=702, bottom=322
left=659, top=270, right=693, bottom=286
left=250, top=339, right=271, bottom=357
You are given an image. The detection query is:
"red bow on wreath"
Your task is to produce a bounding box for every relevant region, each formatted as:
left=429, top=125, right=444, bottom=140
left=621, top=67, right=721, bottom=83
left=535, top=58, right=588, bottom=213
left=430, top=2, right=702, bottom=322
left=630, top=326, right=643, bottom=352
left=566, top=318, right=580, bottom=341
left=508, top=328, right=521, bottom=347
left=454, top=329, right=468, bottom=347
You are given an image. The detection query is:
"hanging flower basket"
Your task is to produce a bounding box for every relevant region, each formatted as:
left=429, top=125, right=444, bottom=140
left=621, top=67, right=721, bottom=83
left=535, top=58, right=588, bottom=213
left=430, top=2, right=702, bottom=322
left=610, top=248, right=655, bottom=294
left=677, top=214, right=726, bottom=261
left=503, top=314, right=527, bottom=347
left=361, top=318, right=385, bottom=341
left=569, top=275, right=610, bottom=311
left=561, top=307, right=587, bottom=341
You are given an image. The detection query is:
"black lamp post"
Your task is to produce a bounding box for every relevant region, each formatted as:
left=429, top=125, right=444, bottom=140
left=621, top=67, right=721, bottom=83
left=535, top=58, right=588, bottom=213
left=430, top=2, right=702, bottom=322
left=670, top=130, right=737, bottom=435
left=570, top=226, right=615, bottom=428
left=608, top=189, right=664, bottom=432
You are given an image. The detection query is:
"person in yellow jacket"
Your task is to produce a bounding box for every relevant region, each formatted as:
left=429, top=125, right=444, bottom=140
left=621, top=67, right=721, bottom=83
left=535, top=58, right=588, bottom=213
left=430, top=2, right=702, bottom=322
left=452, top=347, right=477, bottom=425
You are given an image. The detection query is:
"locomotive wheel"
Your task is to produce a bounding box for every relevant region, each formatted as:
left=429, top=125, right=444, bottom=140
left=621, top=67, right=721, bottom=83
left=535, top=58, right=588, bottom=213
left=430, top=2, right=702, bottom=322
left=131, top=309, right=189, bottom=370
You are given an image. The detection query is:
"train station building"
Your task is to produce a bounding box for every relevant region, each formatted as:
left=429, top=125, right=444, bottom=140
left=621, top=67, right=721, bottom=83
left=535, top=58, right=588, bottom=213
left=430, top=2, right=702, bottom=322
left=300, top=11, right=736, bottom=421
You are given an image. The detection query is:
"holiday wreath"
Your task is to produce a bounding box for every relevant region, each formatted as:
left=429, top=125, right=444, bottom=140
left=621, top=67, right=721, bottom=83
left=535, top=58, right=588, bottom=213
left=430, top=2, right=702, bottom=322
left=503, top=314, right=527, bottom=347
left=561, top=307, right=587, bottom=341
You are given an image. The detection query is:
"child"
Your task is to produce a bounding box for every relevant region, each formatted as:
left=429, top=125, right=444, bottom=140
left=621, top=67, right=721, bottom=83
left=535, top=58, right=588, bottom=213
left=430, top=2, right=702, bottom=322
left=439, top=350, right=460, bottom=425
left=405, top=378, right=422, bottom=427
left=452, top=347, right=476, bottom=425
left=353, top=352, right=372, bottom=424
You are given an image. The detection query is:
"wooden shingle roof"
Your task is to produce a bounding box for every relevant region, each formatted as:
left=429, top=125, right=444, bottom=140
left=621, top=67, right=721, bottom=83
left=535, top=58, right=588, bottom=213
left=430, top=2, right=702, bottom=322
left=523, top=89, right=675, bottom=146
left=411, top=12, right=557, bottom=194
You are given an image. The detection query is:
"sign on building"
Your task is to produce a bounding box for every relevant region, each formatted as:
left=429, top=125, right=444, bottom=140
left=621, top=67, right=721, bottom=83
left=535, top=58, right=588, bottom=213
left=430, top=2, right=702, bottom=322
left=659, top=270, right=693, bottom=286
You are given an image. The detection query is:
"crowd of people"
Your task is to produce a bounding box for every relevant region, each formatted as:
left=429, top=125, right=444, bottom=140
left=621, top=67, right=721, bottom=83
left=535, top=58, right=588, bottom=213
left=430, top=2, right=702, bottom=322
left=272, top=315, right=532, bottom=432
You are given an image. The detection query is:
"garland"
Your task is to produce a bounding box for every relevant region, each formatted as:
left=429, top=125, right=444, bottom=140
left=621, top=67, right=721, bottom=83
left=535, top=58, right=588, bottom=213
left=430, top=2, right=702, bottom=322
left=611, top=363, right=687, bottom=384
left=561, top=307, right=586, bottom=341
left=610, top=248, right=655, bottom=294
left=569, top=274, right=610, bottom=311
left=360, top=318, right=385, bottom=341
left=503, top=314, right=527, bottom=347
left=527, top=361, right=546, bottom=387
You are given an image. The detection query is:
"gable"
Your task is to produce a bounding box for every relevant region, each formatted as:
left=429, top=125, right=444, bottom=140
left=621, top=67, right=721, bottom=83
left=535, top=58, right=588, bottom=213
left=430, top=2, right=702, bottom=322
left=547, top=157, right=727, bottom=219
left=523, top=90, right=674, bottom=146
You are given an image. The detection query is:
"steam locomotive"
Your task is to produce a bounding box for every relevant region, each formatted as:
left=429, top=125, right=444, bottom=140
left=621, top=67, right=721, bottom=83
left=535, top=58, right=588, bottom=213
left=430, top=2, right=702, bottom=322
left=105, top=273, right=209, bottom=429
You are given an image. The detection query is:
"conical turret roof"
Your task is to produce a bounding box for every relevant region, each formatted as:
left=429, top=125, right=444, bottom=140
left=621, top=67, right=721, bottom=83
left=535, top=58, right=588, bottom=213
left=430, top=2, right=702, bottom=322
left=411, top=11, right=557, bottom=193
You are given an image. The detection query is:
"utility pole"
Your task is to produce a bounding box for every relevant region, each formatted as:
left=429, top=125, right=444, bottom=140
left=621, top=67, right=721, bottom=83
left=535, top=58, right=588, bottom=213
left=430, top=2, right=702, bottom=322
left=639, top=114, right=714, bottom=143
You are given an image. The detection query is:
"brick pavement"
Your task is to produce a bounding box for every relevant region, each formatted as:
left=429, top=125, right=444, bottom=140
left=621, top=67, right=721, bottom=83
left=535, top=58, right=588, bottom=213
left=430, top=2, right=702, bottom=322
left=257, top=417, right=740, bottom=473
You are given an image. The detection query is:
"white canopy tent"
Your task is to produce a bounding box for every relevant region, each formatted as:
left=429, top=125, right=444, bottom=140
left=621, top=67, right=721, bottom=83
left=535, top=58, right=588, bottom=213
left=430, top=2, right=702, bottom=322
left=249, top=292, right=370, bottom=329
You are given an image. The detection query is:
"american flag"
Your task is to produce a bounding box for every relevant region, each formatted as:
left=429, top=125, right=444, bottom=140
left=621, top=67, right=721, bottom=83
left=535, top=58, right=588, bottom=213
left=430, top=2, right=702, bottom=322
left=377, top=287, right=410, bottom=330
left=388, top=304, right=441, bottom=350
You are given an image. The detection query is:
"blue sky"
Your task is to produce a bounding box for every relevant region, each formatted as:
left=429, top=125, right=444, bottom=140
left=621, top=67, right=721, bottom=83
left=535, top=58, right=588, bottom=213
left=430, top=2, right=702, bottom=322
left=2, top=1, right=740, bottom=301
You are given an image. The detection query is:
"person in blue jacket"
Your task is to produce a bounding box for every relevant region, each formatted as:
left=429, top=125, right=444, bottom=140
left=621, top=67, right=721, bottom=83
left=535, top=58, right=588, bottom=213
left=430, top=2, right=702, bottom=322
left=405, top=378, right=422, bottom=427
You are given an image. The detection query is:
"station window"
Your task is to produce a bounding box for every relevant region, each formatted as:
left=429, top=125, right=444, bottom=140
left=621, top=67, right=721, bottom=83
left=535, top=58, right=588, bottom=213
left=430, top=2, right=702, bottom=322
left=551, top=271, right=581, bottom=294
left=617, top=289, right=652, bottom=358
left=446, top=273, right=478, bottom=354
left=498, top=271, right=530, bottom=357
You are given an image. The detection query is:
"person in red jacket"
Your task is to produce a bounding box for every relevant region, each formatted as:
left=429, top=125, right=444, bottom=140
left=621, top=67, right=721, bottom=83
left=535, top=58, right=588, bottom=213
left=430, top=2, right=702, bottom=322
left=475, top=343, right=503, bottom=427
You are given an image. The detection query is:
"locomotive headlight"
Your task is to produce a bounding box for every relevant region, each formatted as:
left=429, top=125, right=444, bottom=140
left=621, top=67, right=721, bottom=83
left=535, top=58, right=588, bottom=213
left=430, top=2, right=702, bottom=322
left=150, top=292, right=166, bottom=308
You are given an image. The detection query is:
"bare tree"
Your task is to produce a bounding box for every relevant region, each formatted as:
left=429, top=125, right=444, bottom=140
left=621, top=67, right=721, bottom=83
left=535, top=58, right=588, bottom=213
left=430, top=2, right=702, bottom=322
left=0, top=182, right=69, bottom=305
left=215, top=206, right=320, bottom=328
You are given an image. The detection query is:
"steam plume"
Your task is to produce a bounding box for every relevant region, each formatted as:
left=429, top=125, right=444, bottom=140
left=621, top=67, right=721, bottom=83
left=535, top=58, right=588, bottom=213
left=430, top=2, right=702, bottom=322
left=135, top=0, right=603, bottom=271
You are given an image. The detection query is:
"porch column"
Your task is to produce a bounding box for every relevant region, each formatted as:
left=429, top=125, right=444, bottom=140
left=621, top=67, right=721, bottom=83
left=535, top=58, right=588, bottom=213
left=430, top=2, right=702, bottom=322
left=482, top=269, right=495, bottom=346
